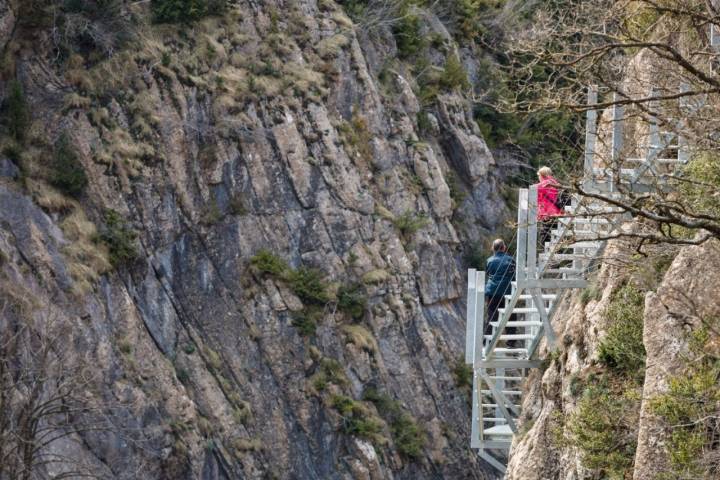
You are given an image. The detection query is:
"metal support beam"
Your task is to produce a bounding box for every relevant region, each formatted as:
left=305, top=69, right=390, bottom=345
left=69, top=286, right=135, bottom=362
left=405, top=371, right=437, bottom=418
left=584, top=85, right=599, bottom=183
left=473, top=271, right=486, bottom=364
left=531, top=288, right=557, bottom=348
left=516, top=189, right=529, bottom=282
left=610, top=93, right=624, bottom=192
left=470, top=372, right=481, bottom=448
left=478, top=451, right=508, bottom=474
left=465, top=269, right=477, bottom=364
left=527, top=186, right=538, bottom=279
left=479, top=372, right=520, bottom=426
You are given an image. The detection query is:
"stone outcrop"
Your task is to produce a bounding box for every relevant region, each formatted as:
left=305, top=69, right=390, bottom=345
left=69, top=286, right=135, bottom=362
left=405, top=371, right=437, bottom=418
left=505, top=237, right=720, bottom=480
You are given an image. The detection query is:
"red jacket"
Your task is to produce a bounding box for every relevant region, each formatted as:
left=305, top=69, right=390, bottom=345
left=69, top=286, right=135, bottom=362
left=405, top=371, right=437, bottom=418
left=535, top=176, right=563, bottom=220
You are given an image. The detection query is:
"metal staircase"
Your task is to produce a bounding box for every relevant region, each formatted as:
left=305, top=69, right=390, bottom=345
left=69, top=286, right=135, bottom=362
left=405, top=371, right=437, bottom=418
left=464, top=85, right=696, bottom=476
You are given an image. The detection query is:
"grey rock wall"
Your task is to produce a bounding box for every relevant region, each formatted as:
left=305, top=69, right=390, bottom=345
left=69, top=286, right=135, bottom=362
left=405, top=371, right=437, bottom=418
left=0, top=1, right=512, bottom=478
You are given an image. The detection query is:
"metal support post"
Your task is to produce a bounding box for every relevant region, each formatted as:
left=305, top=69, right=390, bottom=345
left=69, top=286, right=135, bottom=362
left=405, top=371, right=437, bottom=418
left=584, top=85, right=599, bottom=186
left=610, top=93, right=624, bottom=192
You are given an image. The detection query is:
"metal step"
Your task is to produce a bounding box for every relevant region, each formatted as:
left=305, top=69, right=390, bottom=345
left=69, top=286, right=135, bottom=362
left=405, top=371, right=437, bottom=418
left=504, top=294, right=557, bottom=301
left=484, top=334, right=535, bottom=341
left=482, top=403, right=521, bottom=409
left=483, top=425, right=513, bottom=436
left=490, top=320, right=542, bottom=328
left=481, top=390, right=522, bottom=396
left=539, top=253, right=592, bottom=261
left=484, top=418, right=509, bottom=422
left=493, top=348, right=529, bottom=355
left=488, top=376, right=523, bottom=381
left=542, top=268, right=584, bottom=275
left=498, top=307, right=542, bottom=314
left=567, top=217, right=611, bottom=224
left=548, top=241, right=600, bottom=249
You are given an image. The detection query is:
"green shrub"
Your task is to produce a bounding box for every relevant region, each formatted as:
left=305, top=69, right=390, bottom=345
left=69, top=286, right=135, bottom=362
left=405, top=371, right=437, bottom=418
left=416, top=110, right=432, bottom=134
left=337, top=0, right=368, bottom=20
left=151, top=0, right=226, bottom=23
left=566, top=380, right=641, bottom=478
left=337, top=283, right=367, bottom=320
left=439, top=55, right=470, bottom=91
left=445, top=170, right=467, bottom=207
left=392, top=9, right=425, bottom=59
left=311, top=356, right=348, bottom=391
left=331, top=394, right=384, bottom=440
left=597, top=284, right=646, bottom=375
left=462, top=241, right=486, bottom=269
left=453, top=357, right=473, bottom=389
left=580, top=285, right=601, bottom=306
left=338, top=112, right=373, bottom=164
left=649, top=324, right=720, bottom=478
left=679, top=152, right=720, bottom=221
left=364, top=388, right=426, bottom=459
left=287, top=267, right=330, bottom=305
left=393, top=210, right=429, bottom=238
left=249, top=250, right=288, bottom=277
left=51, top=133, right=88, bottom=198
left=99, top=209, right=139, bottom=267
left=4, top=80, right=29, bottom=143
left=176, top=367, right=190, bottom=385
left=292, top=306, right=323, bottom=336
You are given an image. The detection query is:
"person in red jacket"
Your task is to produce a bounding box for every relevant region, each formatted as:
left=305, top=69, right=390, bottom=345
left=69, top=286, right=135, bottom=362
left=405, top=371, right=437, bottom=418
left=534, top=166, right=564, bottom=248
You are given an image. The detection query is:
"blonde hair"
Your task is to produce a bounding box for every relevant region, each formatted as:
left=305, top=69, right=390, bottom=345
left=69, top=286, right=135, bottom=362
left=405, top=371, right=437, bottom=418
left=538, top=166, right=552, bottom=178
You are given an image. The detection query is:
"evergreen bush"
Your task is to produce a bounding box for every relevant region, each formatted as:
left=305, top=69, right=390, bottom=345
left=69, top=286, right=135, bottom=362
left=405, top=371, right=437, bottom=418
left=5, top=80, right=30, bottom=143
left=152, top=0, right=226, bottom=23
left=99, top=209, right=139, bottom=267
left=51, top=133, right=88, bottom=198
left=364, top=388, right=426, bottom=459
left=249, top=250, right=288, bottom=277
left=337, top=283, right=367, bottom=320
left=597, top=284, right=646, bottom=375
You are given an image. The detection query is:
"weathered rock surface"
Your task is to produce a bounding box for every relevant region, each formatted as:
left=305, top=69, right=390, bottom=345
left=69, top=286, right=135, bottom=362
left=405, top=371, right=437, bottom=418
left=0, top=1, right=513, bottom=478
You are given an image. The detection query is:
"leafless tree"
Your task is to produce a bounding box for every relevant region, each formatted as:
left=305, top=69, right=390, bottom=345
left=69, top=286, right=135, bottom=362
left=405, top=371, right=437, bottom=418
left=495, top=0, right=720, bottom=249
left=0, top=290, right=118, bottom=480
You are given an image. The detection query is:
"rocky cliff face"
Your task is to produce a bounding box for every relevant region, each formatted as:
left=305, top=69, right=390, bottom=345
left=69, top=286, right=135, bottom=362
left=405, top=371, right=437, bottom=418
left=505, top=236, right=720, bottom=480
left=0, top=1, right=509, bottom=479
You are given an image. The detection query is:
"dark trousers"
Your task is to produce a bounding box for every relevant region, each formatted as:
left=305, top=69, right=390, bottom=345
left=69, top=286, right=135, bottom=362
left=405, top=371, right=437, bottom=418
left=539, top=218, right=558, bottom=250
left=485, top=294, right=503, bottom=337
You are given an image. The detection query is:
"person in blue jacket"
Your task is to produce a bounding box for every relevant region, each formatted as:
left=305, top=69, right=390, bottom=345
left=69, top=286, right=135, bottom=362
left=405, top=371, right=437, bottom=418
left=484, top=239, right=515, bottom=335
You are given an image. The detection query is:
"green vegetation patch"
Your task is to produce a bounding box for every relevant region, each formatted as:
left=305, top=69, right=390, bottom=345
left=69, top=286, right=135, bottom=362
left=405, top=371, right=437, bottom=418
left=98, top=209, right=138, bottom=267
left=392, top=210, right=429, bottom=238
left=337, top=283, right=368, bottom=320
left=597, top=284, right=646, bottom=376
left=250, top=249, right=289, bottom=277
left=286, top=267, right=330, bottom=305
left=678, top=152, right=720, bottom=225
left=152, top=0, right=227, bottom=23
left=565, top=378, right=642, bottom=479
left=392, top=6, right=426, bottom=59
left=292, top=306, right=323, bottom=337
left=649, top=323, right=720, bottom=478
left=51, top=133, right=88, bottom=198
left=364, top=388, right=426, bottom=459
left=331, top=394, right=385, bottom=442
left=453, top=356, right=473, bottom=390
left=3, top=80, right=30, bottom=143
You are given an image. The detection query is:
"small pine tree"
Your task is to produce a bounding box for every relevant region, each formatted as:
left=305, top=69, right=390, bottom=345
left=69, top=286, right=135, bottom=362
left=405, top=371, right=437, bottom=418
left=151, top=0, right=226, bottom=23
left=6, top=80, right=30, bottom=143
left=51, top=133, right=88, bottom=198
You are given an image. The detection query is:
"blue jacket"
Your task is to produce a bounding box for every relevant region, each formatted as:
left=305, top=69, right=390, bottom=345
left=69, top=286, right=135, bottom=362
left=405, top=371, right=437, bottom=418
left=485, top=252, right=515, bottom=299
